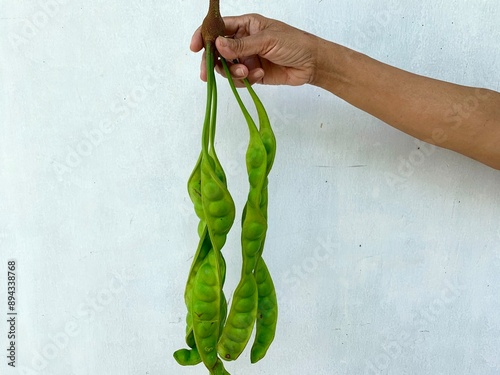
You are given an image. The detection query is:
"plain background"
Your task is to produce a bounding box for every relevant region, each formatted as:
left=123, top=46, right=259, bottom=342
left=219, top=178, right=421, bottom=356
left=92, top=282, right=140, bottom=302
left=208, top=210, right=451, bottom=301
left=1, top=1, right=499, bottom=374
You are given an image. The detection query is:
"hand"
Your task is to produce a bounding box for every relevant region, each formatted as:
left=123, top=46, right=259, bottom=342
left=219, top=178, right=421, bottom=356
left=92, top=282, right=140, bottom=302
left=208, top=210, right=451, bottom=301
left=190, top=13, right=319, bottom=86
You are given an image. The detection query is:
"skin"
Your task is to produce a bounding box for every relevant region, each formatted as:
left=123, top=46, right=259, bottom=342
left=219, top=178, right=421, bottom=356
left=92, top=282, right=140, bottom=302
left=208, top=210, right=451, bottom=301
left=190, top=13, right=500, bottom=170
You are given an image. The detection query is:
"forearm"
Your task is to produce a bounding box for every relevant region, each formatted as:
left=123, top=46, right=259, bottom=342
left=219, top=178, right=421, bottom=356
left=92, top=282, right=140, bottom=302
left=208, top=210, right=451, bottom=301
left=312, top=38, right=500, bottom=170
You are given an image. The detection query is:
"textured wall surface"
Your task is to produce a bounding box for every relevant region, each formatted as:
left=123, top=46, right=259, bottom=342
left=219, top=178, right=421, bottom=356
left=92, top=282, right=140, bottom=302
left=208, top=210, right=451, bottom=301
left=1, top=1, right=499, bottom=374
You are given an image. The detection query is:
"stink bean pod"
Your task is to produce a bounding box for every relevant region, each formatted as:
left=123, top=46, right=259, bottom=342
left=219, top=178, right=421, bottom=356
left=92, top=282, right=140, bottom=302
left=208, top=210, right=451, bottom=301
left=250, top=257, right=278, bottom=363
left=200, top=154, right=235, bottom=252
left=220, top=58, right=268, bottom=271
left=192, top=248, right=222, bottom=369
left=173, top=346, right=202, bottom=366
left=244, top=78, right=279, bottom=363
left=183, top=226, right=212, bottom=348
left=176, top=15, right=280, bottom=371
left=241, top=203, right=267, bottom=275
left=244, top=79, right=276, bottom=175
left=211, top=358, right=231, bottom=375
left=182, top=231, right=229, bottom=361
left=187, top=153, right=205, bottom=222
left=217, top=274, right=258, bottom=360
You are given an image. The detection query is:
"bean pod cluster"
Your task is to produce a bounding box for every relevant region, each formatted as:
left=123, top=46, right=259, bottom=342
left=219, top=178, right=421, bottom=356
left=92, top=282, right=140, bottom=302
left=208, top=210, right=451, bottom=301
left=173, top=36, right=278, bottom=375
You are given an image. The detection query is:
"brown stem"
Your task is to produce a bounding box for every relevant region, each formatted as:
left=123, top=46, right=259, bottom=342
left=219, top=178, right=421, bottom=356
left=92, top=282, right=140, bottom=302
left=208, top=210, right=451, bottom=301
left=201, top=0, right=225, bottom=46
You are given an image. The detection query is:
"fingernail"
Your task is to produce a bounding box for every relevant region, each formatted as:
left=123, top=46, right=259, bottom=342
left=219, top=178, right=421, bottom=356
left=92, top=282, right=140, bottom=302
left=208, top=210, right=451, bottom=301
left=255, top=70, right=264, bottom=78
left=236, top=68, right=244, bottom=77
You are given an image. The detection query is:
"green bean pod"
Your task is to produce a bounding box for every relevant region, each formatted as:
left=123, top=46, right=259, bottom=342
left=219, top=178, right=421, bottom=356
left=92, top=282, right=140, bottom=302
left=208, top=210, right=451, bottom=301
left=173, top=346, right=202, bottom=366
left=200, top=154, right=235, bottom=253
left=179, top=244, right=228, bottom=365
left=250, top=257, right=278, bottom=363
left=183, top=226, right=229, bottom=349
left=184, top=227, right=213, bottom=348
left=200, top=52, right=235, bottom=253
left=244, top=79, right=276, bottom=175
left=217, top=273, right=258, bottom=360
left=240, top=203, right=267, bottom=275
left=240, top=128, right=268, bottom=276
left=187, top=154, right=205, bottom=222
left=192, top=248, right=222, bottom=369
left=217, top=59, right=270, bottom=361
left=210, top=358, right=231, bottom=375
left=242, top=78, right=279, bottom=363
left=221, top=58, right=268, bottom=274
left=177, top=42, right=233, bottom=370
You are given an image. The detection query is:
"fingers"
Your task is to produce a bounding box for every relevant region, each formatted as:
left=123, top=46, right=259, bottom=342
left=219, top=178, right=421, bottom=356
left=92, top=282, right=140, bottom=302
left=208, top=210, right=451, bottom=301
left=214, top=62, right=265, bottom=87
left=200, top=49, right=207, bottom=82
left=191, top=14, right=267, bottom=52
left=215, top=62, right=247, bottom=80
left=190, top=26, right=204, bottom=52
left=221, top=14, right=266, bottom=38
left=191, top=14, right=271, bottom=84
left=215, top=33, right=271, bottom=62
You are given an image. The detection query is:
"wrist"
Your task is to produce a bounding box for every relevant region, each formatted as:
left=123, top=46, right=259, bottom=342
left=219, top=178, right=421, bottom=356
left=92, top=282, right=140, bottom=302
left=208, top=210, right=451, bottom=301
left=310, top=38, right=352, bottom=95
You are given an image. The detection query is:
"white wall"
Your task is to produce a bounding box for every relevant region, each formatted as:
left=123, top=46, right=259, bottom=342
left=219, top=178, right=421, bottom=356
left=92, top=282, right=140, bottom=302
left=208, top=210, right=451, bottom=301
left=1, top=1, right=499, bottom=374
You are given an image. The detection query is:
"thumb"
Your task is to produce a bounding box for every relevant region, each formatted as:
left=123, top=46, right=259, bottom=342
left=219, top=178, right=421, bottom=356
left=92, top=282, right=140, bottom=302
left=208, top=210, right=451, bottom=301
left=216, top=35, right=267, bottom=60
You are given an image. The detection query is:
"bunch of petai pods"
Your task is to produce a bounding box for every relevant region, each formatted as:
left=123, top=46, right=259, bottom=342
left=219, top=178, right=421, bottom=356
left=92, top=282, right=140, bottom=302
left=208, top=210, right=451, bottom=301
left=173, top=1, right=278, bottom=374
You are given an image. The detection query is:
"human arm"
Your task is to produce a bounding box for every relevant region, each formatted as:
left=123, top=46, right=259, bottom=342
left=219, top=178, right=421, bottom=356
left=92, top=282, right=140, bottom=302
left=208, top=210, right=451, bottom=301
left=190, top=14, right=500, bottom=170
left=313, top=40, right=500, bottom=170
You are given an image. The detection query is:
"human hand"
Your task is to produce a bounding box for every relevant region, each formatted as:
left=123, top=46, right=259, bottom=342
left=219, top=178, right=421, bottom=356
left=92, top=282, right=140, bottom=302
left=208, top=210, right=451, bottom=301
left=190, top=13, right=320, bottom=86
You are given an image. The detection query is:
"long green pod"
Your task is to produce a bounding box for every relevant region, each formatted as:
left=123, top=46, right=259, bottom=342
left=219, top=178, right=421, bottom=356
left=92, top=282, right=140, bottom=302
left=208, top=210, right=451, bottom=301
left=243, top=77, right=276, bottom=263
left=217, top=203, right=264, bottom=361
left=216, top=58, right=267, bottom=361
left=184, top=42, right=228, bottom=373
left=217, top=273, right=258, bottom=361
left=243, top=79, right=279, bottom=363
left=208, top=71, right=227, bottom=185
left=183, top=228, right=228, bottom=349
left=200, top=54, right=235, bottom=251
left=192, top=248, right=221, bottom=369
left=211, top=358, right=232, bottom=375
left=244, top=79, right=276, bottom=174
left=179, top=41, right=218, bottom=356
left=187, top=154, right=205, bottom=222
left=183, top=56, right=234, bottom=353
left=179, top=237, right=228, bottom=364
left=200, top=155, right=235, bottom=253
left=250, top=257, right=278, bottom=363
left=173, top=346, right=202, bottom=366
left=183, top=56, right=231, bottom=351
left=184, top=226, right=213, bottom=348
left=220, top=58, right=267, bottom=274
left=195, top=44, right=237, bottom=372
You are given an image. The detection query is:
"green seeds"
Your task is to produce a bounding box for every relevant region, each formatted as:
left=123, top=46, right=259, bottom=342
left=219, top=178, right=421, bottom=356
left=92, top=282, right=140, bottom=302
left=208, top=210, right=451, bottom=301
left=208, top=201, right=232, bottom=217
left=203, top=181, right=224, bottom=201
